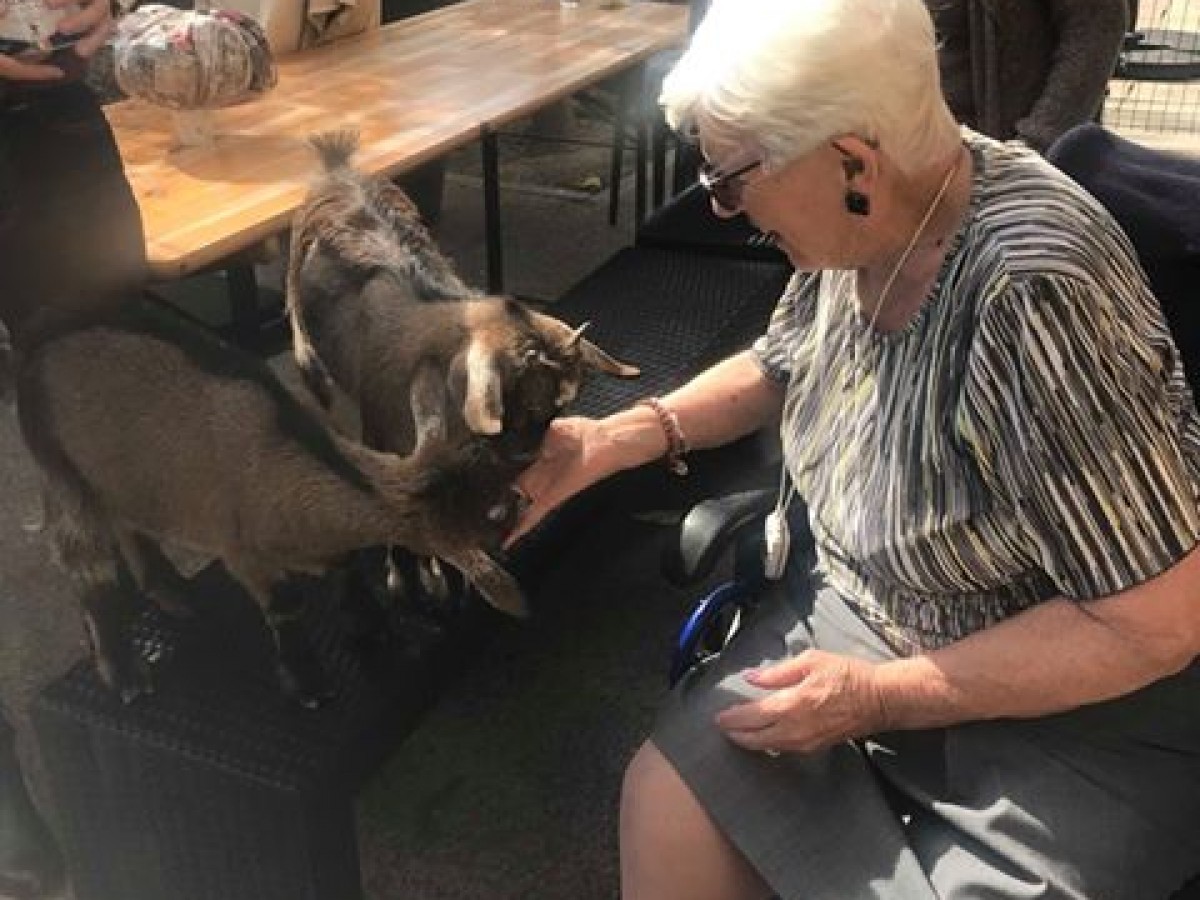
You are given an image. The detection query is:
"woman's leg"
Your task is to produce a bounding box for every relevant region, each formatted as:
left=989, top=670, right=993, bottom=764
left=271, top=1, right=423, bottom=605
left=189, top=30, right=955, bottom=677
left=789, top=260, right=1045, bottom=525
left=620, top=740, right=773, bottom=900
left=640, top=581, right=937, bottom=900
left=873, top=662, right=1200, bottom=900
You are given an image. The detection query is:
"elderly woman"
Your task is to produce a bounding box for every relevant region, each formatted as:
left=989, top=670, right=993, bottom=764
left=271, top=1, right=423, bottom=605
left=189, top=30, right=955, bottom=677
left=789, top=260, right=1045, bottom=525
left=509, top=0, right=1200, bottom=897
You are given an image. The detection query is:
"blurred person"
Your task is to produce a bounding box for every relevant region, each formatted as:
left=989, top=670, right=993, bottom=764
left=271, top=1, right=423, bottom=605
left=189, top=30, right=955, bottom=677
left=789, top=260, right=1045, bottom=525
left=930, top=0, right=1128, bottom=152
left=1, top=0, right=144, bottom=895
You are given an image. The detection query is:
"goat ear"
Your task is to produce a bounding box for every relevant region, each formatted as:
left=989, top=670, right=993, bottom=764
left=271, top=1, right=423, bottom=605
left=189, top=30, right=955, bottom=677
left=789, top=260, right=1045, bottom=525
left=579, top=339, right=640, bottom=379
left=461, top=337, right=505, bottom=435
left=529, top=311, right=640, bottom=379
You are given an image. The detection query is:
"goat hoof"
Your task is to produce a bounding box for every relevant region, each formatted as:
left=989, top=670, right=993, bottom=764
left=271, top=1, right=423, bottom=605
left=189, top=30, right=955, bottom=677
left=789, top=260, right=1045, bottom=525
left=117, top=669, right=155, bottom=705
left=119, top=685, right=149, bottom=706
left=94, top=655, right=154, bottom=705
left=293, top=684, right=336, bottom=711
left=277, top=663, right=336, bottom=710
left=417, top=558, right=451, bottom=603
left=148, top=588, right=194, bottom=619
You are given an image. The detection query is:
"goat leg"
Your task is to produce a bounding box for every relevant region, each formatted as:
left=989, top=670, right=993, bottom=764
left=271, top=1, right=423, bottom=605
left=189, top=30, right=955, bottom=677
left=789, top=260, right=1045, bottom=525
left=285, top=272, right=336, bottom=410
left=78, top=581, right=154, bottom=705
left=234, top=566, right=335, bottom=709
left=47, top=496, right=153, bottom=702
left=116, top=530, right=195, bottom=619
left=340, top=546, right=395, bottom=644
left=415, top=556, right=455, bottom=605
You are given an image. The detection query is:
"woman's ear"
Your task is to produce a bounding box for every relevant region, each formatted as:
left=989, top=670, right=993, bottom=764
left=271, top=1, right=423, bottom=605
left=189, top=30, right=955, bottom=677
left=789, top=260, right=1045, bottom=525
left=833, top=135, right=880, bottom=183
left=833, top=136, right=878, bottom=216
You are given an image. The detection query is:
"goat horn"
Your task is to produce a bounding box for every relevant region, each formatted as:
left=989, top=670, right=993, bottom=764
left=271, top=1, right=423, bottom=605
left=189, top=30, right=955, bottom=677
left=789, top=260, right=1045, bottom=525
left=568, top=321, right=591, bottom=346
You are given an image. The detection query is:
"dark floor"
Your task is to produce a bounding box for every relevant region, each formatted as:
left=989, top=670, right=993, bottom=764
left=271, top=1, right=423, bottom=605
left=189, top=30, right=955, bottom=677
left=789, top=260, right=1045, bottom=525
left=0, top=96, right=718, bottom=900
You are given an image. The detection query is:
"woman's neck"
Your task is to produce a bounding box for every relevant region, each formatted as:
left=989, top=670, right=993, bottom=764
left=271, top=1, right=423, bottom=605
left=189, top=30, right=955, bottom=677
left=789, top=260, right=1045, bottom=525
left=856, top=143, right=972, bottom=331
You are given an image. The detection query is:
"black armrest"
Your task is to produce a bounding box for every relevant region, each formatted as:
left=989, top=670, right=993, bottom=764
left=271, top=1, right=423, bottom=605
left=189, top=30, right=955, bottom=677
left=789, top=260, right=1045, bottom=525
left=662, top=488, right=776, bottom=586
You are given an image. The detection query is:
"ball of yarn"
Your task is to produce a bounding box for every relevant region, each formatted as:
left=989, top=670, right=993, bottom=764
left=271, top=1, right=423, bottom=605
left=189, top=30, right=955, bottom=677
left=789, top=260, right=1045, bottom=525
left=113, top=4, right=277, bottom=110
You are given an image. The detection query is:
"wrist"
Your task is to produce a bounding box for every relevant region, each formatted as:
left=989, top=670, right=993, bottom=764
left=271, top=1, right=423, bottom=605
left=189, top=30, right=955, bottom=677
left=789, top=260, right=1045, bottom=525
left=596, top=404, right=672, bottom=474
left=871, top=657, right=967, bottom=732
left=635, top=396, right=689, bottom=476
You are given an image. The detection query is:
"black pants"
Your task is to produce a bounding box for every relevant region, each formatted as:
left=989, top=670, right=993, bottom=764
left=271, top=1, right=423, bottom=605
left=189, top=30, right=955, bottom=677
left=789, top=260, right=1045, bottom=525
left=0, top=82, right=145, bottom=348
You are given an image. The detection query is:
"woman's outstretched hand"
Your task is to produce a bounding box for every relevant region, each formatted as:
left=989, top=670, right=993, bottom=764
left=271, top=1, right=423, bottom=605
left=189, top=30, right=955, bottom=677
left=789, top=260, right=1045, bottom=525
left=505, top=416, right=617, bottom=548
left=716, top=650, right=891, bottom=755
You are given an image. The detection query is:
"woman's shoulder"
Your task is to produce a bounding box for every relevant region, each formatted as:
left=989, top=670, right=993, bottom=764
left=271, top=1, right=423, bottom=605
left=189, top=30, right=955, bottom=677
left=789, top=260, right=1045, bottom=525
left=963, top=131, right=1141, bottom=289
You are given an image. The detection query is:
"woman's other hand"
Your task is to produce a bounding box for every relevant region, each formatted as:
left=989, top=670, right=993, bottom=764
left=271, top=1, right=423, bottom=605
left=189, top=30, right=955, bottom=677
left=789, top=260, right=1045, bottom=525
left=0, top=49, right=64, bottom=81
left=716, top=650, right=891, bottom=755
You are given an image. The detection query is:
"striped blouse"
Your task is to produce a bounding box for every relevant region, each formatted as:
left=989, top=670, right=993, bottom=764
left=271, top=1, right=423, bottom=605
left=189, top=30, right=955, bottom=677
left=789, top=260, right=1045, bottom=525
left=754, top=130, right=1200, bottom=655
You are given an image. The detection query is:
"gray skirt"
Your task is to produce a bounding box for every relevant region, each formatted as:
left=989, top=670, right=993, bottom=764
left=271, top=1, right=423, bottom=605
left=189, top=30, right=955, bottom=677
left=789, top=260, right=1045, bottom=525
left=652, top=565, right=1200, bottom=900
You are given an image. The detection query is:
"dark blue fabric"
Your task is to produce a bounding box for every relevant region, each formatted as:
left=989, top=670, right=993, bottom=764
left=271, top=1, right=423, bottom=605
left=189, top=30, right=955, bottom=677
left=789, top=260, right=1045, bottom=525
left=1047, top=123, right=1200, bottom=260
left=1047, top=123, right=1200, bottom=388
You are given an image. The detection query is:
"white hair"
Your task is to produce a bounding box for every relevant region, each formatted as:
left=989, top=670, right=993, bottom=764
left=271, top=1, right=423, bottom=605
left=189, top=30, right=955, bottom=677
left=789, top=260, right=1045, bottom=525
left=659, top=0, right=960, bottom=174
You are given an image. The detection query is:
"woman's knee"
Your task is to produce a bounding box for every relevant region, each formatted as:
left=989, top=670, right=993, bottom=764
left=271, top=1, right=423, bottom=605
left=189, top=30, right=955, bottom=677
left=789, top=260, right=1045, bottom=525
left=620, top=740, right=673, bottom=825
left=620, top=741, right=772, bottom=900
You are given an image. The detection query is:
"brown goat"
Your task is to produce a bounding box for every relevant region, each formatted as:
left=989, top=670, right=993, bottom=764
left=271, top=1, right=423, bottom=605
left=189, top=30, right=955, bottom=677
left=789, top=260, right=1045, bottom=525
left=285, top=131, right=639, bottom=599
left=16, top=302, right=529, bottom=706
left=287, top=130, right=638, bottom=457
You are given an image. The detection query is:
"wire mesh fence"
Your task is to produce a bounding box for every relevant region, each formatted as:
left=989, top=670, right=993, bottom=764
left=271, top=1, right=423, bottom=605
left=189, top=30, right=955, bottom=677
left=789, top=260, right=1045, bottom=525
left=1105, top=0, right=1200, bottom=136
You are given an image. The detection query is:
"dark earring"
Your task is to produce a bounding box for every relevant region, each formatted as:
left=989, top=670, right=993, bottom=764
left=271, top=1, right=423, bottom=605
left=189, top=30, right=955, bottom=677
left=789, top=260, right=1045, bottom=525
left=845, top=190, right=870, bottom=216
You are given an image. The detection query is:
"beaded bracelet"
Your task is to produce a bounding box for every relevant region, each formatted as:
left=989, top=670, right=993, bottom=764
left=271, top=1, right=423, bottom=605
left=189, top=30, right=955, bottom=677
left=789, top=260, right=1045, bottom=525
left=636, top=397, right=689, bottom=476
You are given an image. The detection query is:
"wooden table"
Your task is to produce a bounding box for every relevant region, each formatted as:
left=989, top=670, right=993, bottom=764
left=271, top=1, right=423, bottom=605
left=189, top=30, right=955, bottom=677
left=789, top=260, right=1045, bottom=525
left=105, top=0, right=688, bottom=335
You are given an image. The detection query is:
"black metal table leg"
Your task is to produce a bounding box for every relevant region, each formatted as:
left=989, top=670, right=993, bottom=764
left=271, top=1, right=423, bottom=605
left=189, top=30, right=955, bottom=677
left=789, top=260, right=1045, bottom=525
left=651, top=112, right=668, bottom=210
left=608, top=72, right=629, bottom=227
left=225, top=263, right=262, bottom=351
left=481, top=124, right=504, bottom=294
left=633, top=62, right=649, bottom=231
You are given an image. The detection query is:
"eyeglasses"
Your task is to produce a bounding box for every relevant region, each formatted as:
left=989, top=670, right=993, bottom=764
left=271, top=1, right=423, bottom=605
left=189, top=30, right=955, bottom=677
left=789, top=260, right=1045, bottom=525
left=697, top=159, right=763, bottom=213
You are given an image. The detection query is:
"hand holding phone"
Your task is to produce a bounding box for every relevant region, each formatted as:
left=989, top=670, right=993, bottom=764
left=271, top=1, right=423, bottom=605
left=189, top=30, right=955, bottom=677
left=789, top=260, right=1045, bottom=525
left=0, top=0, right=112, bottom=82
left=0, top=0, right=79, bottom=52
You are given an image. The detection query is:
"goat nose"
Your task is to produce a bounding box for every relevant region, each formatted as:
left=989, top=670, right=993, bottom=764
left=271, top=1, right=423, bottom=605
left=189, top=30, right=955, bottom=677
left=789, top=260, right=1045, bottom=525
left=487, top=503, right=509, bottom=523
